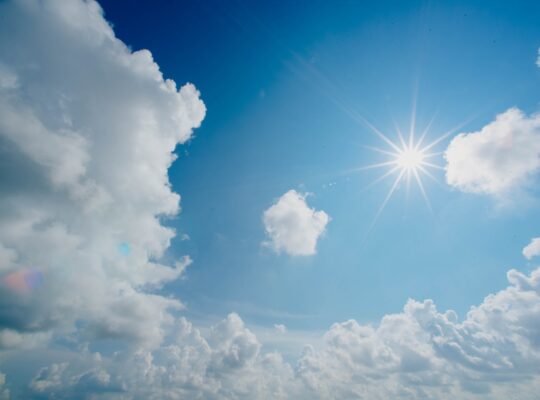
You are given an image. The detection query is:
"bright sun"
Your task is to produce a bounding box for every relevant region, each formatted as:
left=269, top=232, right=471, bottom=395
left=355, top=116, right=451, bottom=228
left=396, top=146, right=425, bottom=171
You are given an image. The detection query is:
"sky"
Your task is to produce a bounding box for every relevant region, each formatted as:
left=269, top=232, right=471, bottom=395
left=0, top=0, right=540, bottom=399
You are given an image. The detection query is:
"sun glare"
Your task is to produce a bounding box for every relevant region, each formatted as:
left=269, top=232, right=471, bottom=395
left=353, top=113, right=455, bottom=230
left=396, top=147, right=425, bottom=171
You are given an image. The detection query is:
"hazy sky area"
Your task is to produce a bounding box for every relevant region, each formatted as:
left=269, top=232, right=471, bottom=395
left=1, top=0, right=540, bottom=398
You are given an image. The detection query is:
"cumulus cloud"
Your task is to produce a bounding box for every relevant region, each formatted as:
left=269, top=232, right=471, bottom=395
left=444, top=108, right=540, bottom=198
left=18, top=314, right=294, bottom=400
left=263, top=190, right=330, bottom=256
left=523, top=237, right=540, bottom=260
left=4, top=1, right=540, bottom=399
left=295, top=266, right=540, bottom=399
left=0, top=0, right=205, bottom=350
left=1, top=265, right=537, bottom=399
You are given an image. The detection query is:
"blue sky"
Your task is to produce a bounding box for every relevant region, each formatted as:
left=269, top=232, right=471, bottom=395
left=2, top=0, right=540, bottom=398
left=101, top=0, right=540, bottom=328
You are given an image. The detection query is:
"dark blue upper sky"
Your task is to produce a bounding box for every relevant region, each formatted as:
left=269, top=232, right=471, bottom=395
left=99, top=0, right=540, bottom=330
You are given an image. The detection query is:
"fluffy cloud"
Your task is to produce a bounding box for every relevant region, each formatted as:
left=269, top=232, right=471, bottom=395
left=263, top=190, right=330, bottom=256
left=3, top=1, right=540, bottom=399
left=2, top=264, right=538, bottom=399
left=0, top=0, right=205, bottom=350
left=523, top=237, right=540, bottom=260
left=16, top=314, right=294, bottom=400
left=296, top=267, right=540, bottom=399
left=444, top=108, right=540, bottom=197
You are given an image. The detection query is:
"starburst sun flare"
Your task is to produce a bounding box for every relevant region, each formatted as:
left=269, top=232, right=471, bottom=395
left=396, top=146, right=425, bottom=171
left=356, top=117, right=455, bottom=226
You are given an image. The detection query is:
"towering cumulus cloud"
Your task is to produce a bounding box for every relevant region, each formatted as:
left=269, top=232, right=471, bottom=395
left=0, top=0, right=205, bottom=350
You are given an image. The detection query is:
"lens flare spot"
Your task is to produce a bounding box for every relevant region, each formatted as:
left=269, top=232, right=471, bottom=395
left=3, top=269, right=44, bottom=294
left=118, top=242, right=131, bottom=256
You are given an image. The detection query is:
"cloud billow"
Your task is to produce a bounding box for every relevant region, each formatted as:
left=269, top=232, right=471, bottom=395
left=17, top=262, right=540, bottom=399
left=0, top=0, right=205, bottom=350
left=523, top=237, right=540, bottom=260
left=2, top=1, right=540, bottom=399
left=263, top=190, right=330, bottom=256
left=444, top=108, right=540, bottom=198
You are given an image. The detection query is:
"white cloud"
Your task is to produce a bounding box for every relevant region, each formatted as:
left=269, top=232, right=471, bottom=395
left=294, top=266, right=540, bottom=399
left=444, top=108, right=540, bottom=197
left=7, top=265, right=540, bottom=399
left=263, top=190, right=330, bottom=256
left=0, top=0, right=205, bottom=349
left=523, top=237, right=540, bottom=260
left=3, top=1, right=540, bottom=399
left=537, top=47, right=540, bottom=68
left=30, top=363, right=69, bottom=393
left=20, top=314, right=295, bottom=399
left=274, top=324, right=287, bottom=334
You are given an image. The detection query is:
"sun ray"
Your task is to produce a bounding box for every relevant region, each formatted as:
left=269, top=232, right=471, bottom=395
left=358, top=112, right=451, bottom=232
left=368, top=168, right=406, bottom=231
left=405, top=169, right=412, bottom=200
left=365, top=164, right=401, bottom=189
left=412, top=167, right=432, bottom=211
left=361, top=119, right=403, bottom=154
left=423, top=151, right=443, bottom=158
left=361, top=145, right=400, bottom=158
left=394, top=123, right=408, bottom=149
left=408, top=93, right=417, bottom=149
left=420, top=161, right=445, bottom=170
left=420, top=114, right=475, bottom=153
left=418, top=165, right=447, bottom=189
left=417, top=165, right=438, bottom=183
left=415, top=112, right=438, bottom=150
left=346, top=160, right=398, bottom=173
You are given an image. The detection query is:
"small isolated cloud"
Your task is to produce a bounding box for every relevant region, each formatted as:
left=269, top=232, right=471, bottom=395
left=523, top=237, right=540, bottom=260
left=537, top=47, right=540, bottom=68
left=445, top=108, right=540, bottom=198
left=263, top=190, right=330, bottom=256
left=274, top=324, right=287, bottom=334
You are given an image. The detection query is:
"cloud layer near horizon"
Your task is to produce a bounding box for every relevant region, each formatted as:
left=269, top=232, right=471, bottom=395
left=9, top=261, right=540, bottom=400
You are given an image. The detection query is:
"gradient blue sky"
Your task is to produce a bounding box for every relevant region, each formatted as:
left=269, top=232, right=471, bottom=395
left=100, top=0, right=540, bottom=329
left=3, top=1, right=540, bottom=398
